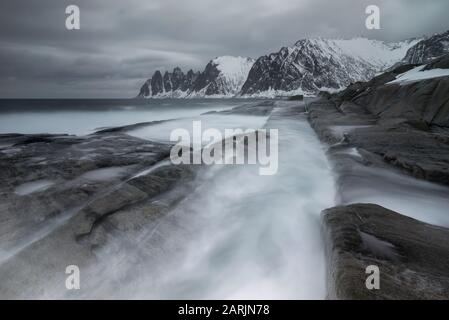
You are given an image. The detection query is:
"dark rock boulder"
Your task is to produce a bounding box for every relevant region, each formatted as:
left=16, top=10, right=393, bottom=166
left=323, top=203, right=449, bottom=300
left=351, top=76, right=449, bottom=127
left=423, top=54, right=449, bottom=70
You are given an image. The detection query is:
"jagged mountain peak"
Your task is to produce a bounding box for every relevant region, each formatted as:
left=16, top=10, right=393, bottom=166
left=138, top=55, right=254, bottom=98
left=137, top=31, right=449, bottom=99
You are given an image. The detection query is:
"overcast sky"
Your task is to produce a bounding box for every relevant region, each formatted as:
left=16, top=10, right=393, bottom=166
left=0, top=0, right=448, bottom=98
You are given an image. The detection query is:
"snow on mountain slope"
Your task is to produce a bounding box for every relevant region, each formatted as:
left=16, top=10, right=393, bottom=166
left=240, top=37, right=420, bottom=97
left=138, top=36, right=426, bottom=98
left=212, top=56, right=255, bottom=95
left=331, top=37, right=420, bottom=69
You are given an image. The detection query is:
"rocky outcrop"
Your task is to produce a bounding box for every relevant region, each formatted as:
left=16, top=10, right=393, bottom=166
left=309, top=54, right=449, bottom=186
left=349, top=57, right=449, bottom=128
left=0, top=101, right=276, bottom=298
left=0, top=132, right=196, bottom=298
left=403, top=30, right=449, bottom=64
left=323, top=203, right=449, bottom=300
left=307, top=53, right=449, bottom=300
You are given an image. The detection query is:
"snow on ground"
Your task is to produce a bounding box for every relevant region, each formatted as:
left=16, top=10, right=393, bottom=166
left=388, top=65, right=449, bottom=85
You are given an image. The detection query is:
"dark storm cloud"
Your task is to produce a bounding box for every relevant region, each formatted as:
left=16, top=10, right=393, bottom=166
left=0, top=0, right=448, bottom=98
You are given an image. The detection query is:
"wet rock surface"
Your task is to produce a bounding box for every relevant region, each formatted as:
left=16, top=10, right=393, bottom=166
left=0, top=131, right=196, bottom=298
left=211, top=100, right=279, bottom=116
left=0, top=100, right=279, bottom=298
left=308, top=55, right=449, bottom=299
left=323, top=204, right=449, bottom=300
left=308, top=55, right=449, bottom=186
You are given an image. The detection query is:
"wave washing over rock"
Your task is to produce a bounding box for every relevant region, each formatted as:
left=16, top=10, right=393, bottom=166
left=307, top=52, right=449, bottom=299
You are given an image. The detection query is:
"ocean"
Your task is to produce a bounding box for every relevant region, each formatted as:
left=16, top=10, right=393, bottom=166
left=0, top=99, right=258, bottom=135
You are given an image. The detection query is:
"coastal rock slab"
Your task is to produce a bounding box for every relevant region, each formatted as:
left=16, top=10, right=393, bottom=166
left=323, top=203, right=449, bottom=300
left=308, top=54, right=449, bottom=186
left=0, top=131, right=196, bottom=298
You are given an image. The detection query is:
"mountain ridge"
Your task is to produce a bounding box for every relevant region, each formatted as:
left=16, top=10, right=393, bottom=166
left=138, top=56, right=254, bottom=98
left=239, top=37, right=420, bottom=97
left=137, top=30, right=449, bottom=98
left=402, top=30, right=449, bottom=64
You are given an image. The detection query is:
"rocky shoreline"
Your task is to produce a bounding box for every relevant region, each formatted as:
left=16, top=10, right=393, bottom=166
left=0, top=132, right=198, bottom=298
left=1, top=61, right=449, bottom=298
left=307, top=54, right=449, bottom=299
left=0, top=101, right=281, bottom=298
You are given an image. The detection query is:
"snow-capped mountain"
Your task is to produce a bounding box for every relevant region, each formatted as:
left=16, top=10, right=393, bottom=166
left=240, top=37, right=420, bottom=97
left=403, top=30, right=449, bottom=64
left=138, top=56, right=254, bottom=98
left=207, top=56, right=255, bottom=96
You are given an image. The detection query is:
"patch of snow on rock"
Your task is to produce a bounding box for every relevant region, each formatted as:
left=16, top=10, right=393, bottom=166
left=388, top=65, right=449, bottom=85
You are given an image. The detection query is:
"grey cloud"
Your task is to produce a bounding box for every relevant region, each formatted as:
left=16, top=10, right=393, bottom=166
left=0, top=0, right=448, bottom=97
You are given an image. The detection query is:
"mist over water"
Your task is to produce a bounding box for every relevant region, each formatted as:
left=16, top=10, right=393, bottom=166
left=2, top=99, right=449, bottom=299
left=337, top=153, right=449, bottom=227
left=127, top=114, right=268, bottom=144
left=110, top=113, right=336, bottom=299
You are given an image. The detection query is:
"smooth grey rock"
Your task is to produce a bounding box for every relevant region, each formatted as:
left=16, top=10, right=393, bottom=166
left=323, top=203, right=449, bottom=300
left=307, top=55, right=449, bottom=300
left=0, top=131, right=196, bottom=298
left=216, top=101, right=277, bottom=116
left=308, top=54, right=449, bottom=186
